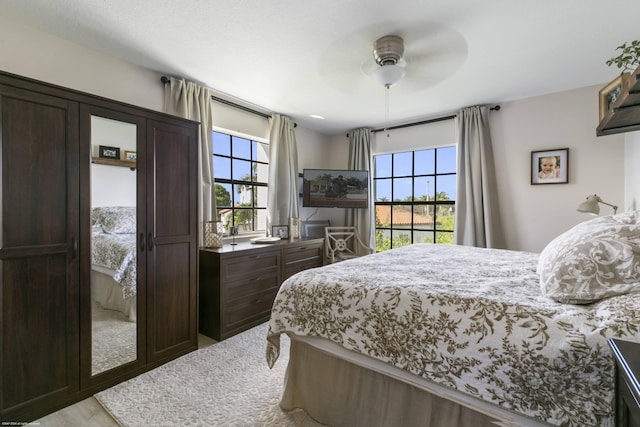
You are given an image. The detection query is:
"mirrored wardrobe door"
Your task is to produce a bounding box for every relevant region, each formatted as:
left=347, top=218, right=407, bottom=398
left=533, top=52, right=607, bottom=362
left=79, top=105, right=146, bottom=385
left=89, top=115, right=138, bottom=375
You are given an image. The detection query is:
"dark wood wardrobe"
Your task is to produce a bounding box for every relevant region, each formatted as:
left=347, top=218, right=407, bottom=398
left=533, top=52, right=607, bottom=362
left=0, top=71, right=199, bottom=422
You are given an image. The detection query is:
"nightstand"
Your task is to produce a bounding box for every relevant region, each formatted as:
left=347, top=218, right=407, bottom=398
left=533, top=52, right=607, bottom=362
left=609, top=339, right=640, bottom=427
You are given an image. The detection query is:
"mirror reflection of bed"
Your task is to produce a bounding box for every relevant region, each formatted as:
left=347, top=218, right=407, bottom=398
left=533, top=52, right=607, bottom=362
left=90, top=116, right=137, bottom=376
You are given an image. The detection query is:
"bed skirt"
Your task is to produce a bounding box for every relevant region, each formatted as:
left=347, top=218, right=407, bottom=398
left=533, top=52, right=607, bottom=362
left=91, top=268, right=136, bottom=322
left=281, top=335, right=547, bottom=427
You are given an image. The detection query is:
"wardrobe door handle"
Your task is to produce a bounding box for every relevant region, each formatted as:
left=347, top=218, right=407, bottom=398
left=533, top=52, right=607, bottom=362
left=140, top=232, right=146, bottom=251
left=71, top=236, right=78, bottom=259
left=148, top=232, right=154, bottom=251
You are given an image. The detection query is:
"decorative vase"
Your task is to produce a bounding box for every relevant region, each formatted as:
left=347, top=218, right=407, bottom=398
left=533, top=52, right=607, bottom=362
left=289, top=217, right=301, bottom=239
left=203, top=221, right=224, bottom=248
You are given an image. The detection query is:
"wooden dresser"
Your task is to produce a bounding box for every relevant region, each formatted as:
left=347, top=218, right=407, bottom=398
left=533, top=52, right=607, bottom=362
left=199, top=238, right=324, bottom=340
left=609, top=339, right=640, bottom=427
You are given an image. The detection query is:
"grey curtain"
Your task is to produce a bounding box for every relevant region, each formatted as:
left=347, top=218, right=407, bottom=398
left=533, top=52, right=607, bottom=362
left=345, top=128, right=374, bottom=252
left=267, top=114, right=299, bottom=233
left=164, top=77, right=214, bottom=245
left=454, top=106, right=503, bottom=248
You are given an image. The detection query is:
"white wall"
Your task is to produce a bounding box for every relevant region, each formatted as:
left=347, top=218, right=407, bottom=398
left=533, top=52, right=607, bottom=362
left=624, top=131, right=640, bottom=211
left=492, top=86, right=625, bottom=252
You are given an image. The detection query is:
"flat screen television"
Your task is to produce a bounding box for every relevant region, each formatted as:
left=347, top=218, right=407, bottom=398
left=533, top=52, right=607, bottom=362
left=302, top=169, right=369, bottom=208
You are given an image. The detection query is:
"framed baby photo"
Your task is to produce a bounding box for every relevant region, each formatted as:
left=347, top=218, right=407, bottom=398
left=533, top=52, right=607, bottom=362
left=531, top=148, right=569, bottom=185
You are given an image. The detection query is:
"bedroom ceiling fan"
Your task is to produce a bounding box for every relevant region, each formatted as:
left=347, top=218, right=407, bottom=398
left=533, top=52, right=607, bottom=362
left=318, top=21, right=467, bottom=94
left=370, top=34, right=407, bottom=88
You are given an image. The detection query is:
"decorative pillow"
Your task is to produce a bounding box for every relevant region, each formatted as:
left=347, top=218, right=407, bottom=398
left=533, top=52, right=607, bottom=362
left=91, top=206, right=136, bottom=234
left=538, top=210, right=640, bottom=304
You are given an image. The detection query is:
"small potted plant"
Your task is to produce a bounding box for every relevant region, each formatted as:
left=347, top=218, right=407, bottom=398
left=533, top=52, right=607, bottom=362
left=606, top=40, right=640, bottom=74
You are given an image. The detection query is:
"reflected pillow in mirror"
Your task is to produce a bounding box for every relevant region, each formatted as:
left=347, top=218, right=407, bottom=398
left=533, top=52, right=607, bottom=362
left=92, top=206, right=136, bottom=234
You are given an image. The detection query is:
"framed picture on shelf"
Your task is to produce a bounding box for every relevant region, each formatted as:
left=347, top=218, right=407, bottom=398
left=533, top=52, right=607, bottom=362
left=124, top=150, right=137, bottom=161
left=272, top=225, right=289, bottom=239
left=531, top=148, right=569, bottom=185
left=598, top=73, right=632, bottom=121
left=99, top=145, right=120, bottom=159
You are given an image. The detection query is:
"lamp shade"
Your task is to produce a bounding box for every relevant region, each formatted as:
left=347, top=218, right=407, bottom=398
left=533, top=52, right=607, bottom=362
left=576, top=195, right=600, bottom=216
left=372, top=64, right=405, bottom=87
left=577, top=194, right=618, bottom=216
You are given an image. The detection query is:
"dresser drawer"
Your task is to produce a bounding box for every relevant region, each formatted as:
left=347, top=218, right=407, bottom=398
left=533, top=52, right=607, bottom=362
left=283, top=242, right=323, bottom=264
left=225, top=273, right=280, bottom=303
left=220, top=250, right=280, bottom=282
left=224, top=287, right=278, bottom=333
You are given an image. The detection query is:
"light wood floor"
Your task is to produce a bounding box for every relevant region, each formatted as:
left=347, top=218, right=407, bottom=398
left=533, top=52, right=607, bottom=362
left=35, top=334, right=217, bottom=426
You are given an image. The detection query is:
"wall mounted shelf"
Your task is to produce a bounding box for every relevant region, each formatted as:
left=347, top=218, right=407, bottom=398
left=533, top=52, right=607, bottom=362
left=92, top=156, right=136, bottom=170
left=597, top=65, right=640, bottom=136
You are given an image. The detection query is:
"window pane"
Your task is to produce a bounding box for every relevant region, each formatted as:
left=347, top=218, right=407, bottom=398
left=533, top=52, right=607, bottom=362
left=256, top=208, right=267, bottom=232
left=413, top=176, right=434, bottom=201
left=391, top=205, right=412, bottom=227
left=415, top=149, right=434, bottom=175
left=375, top=228, right=391, bottom=252
left=375, top=179, right=391, bottom=202
left=232, top=136, right=251, bottom=160
left=393, top=177, right=412, bottom=202
left=437, top=146, right=456, bottom=174
left=213, top=132, right=230, bottom=156
left=215, top=182, right=232, bottom=207
left=233, top=184, right=253, bottom=206
left=255, top=186, right=268, bottom=208
left=414, top=230, right=434, bottom=244
left=436, top=175, right=456, bottom=201
left=256, top=142, right=269, bottom=162
left=391, top=229, right=411, bottom=248
left=393, top=151, right=412, bottom=177
left=255, top=162, right=268, bottom=184
left=436, top=231, right=454, bottom=244
left=376, top=204, right=390, bottom=227
left=413, top=205, right=435, bottom=230
left=435, top=208, right=455, bottom=231
left=232, top=159, right=251, bottom=181
left=375, top=154, right=392, bottom=178
left=213, top=156, right=231, bottom=180
left=234, top=208, right=255, bottom=231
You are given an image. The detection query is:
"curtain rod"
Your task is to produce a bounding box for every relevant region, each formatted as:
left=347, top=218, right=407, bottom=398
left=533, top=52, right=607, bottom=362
left=161, top=76, right=271, bottom=120
left=370, top=105, right=501, bottom=134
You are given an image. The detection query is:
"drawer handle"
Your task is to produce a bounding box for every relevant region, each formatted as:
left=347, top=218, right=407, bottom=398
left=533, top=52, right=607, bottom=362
left=252, top=298, right=263, bottom=304
left=298, top=247, right=307, bottom=251
left=247, top=255, right=259, bottom=259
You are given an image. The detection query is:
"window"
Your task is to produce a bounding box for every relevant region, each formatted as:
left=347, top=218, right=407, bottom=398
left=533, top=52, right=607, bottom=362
left=213, top=131, right=269, bottom=234
left=374, top=146, right=456, bottom=251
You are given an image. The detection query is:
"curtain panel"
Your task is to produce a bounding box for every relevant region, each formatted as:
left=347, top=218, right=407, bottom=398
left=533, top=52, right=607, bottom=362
left=454, top=105, right=504, bottom=248
left=346, top=128, right=375, bottom=252
left=267, top=114, right=299, bottom=233
left=164, top=77, right=215, bottom=245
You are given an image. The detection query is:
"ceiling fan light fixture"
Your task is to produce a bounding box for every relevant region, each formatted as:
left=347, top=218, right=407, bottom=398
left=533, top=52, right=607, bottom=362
left=372, top=64, right=406, bottom=88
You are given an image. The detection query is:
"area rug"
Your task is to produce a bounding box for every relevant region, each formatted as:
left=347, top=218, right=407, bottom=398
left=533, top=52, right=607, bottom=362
left=95, top=323, right=324, bottom=426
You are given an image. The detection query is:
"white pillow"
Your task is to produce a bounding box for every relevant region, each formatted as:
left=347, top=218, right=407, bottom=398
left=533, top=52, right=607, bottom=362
left=538, top=211, right=640, bottom=304
left=92, top=206, right=136, bottom=234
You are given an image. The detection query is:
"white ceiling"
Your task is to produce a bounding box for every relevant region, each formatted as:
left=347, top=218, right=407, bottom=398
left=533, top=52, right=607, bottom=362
left=3, top=0, right=640, bottom=136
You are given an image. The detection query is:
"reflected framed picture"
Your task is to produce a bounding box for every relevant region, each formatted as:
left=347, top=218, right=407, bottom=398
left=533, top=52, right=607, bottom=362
left=99, top=145, right=120, bottom=159
left=272, top=225, right=289, bottom=239
left=531, top=148, right=569, bottom=185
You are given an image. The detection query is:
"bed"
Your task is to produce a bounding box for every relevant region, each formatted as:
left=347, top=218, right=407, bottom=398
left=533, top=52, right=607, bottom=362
left=91, top=206, right=137, bottom=322
left=267, top=211, right=640, bottom=426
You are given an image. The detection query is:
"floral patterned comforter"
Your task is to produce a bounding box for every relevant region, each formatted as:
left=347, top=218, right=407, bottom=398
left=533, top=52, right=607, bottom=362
left=92, top=232, right=137, bottom=299
left=267, top=244, right=640, bottom=426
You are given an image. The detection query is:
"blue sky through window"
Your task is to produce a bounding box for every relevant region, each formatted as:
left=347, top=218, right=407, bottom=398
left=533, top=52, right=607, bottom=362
left=375, top=147, right=456, bottom=202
